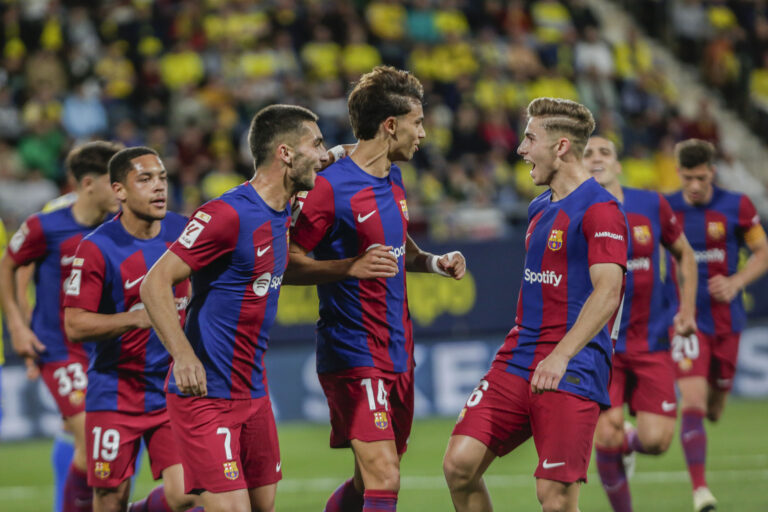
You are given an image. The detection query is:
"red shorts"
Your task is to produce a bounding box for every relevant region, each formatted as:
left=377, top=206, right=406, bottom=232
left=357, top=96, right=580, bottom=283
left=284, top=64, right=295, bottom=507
left=166, top=393, right=281, bottom=494
left=86, top=408, right=180, bottom=488
left=39, top=356, right=89, bottom=418
left=452, top=368, right=600, bottom=483
left=609, top=351, right=677, bottom=417
left=318, top=367, right=414, bottom=455
left=670, top=330, right=740, bottom=391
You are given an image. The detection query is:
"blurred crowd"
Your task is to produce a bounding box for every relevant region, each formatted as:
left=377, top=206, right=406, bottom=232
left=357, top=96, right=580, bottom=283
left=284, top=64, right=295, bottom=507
left=0, top=0, right=760, bottom=240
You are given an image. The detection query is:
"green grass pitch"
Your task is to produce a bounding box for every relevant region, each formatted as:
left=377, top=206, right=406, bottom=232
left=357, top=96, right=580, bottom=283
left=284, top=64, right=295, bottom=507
left=2, top=399, right=766, bottom=511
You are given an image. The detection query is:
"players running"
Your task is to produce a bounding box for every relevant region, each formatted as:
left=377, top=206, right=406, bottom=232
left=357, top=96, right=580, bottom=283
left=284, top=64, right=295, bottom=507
left=443, top=98, right=628, bottom=512
left=0, top=141, right=122, bottom=512
left=288, top=66, right=466, bottom=512
left=666, top=139, right=768, bottom=512
left=141, top=104, right=328, bottom=512
left=63, top=147, right=200, bottom=512
left=584, top=135, right=698, bottom=511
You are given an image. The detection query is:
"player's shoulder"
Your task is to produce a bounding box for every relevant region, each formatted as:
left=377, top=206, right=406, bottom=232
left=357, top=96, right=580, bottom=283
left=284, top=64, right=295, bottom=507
left=623, top=187, right=661, bottom=210
left=163, top=211, right=189, bottom=230
left=528, top=188, right=552, bottom=217
left=712, top=185, right=747, bottom=208
left=36, top=204, right=75, bottom=231
left=665, top=190, right=685, bottom=209
left=42, top=192, right=77, bottom=213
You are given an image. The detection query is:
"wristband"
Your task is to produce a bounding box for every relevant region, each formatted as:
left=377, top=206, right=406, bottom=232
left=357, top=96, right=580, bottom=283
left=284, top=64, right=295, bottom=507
left=428, top=253, right=450, bottom=277
left=329, top=145, right=346, bottom=162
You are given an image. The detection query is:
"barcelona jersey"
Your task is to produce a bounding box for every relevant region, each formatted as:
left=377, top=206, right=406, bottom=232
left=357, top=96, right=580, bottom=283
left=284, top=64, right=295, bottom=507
left=63, top=213, right=189, bottom=413
left=168, top=183, right=291, bottom=399
left=291, top=158, right=413, bottom=374
left=492, top=178, right=628, bottom=407
left=666, top=186, right=763, bottom=335
left=615, top=188, right=682, bottom=354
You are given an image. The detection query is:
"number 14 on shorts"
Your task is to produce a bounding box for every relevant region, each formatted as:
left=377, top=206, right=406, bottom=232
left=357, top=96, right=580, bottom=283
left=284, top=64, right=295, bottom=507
left=361, top=378, right=389, bottom=411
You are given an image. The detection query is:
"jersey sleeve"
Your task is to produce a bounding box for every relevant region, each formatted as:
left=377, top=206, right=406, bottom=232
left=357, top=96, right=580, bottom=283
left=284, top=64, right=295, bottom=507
left=290, top=175, right=335, bottom=252
left=658, top=193, right=683, bottom=247
left=63, top=239, right=106, bottom=312
left=169, top=200, right=240, bottom=271
left=737, top=194, right=766, bottom=246
left=7, top=214, right=46, bottom=265
left=582, top=201, right=629, bottom=269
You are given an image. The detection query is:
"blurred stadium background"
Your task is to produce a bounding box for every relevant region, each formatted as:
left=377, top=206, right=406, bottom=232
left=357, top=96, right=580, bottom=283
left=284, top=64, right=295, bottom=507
left=1, top=0, right=767, bottom=510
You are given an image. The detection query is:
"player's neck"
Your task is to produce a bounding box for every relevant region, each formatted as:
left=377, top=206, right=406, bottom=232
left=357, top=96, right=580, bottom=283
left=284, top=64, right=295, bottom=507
left=548, top=163, right=590, bottom=202
left=249, top=171, right=291, bottom=211
left=71, top=197, right=108, bottom=226
left=605, top=181, right=624, bottom=203
left=683, top=186, right=713, bottom=206
left=349, top=140, right=391, bottom=178
left=120, top=210, right=161, bottom=239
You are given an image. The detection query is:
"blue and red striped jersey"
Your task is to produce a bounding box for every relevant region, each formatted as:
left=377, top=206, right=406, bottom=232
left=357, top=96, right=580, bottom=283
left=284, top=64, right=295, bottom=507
left=63, top=213, right=189, bottom=413
left=290, top=158, right=413, bottom=374
left=168, top=183, right=291, bottom=399
left=666, top=186, right=762, bottom=335
left=614, top=188, right=682, bottom=354
left=492, top=178, right=628, bottom=407
left=7, top=206, right=111, bottom=364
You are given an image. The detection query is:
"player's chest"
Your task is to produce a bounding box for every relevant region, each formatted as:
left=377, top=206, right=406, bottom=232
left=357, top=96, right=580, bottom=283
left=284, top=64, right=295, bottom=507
left=233, top=217, right=290, bottom=275
left=627, top=213, right=656, bottom=258
left=526, top=209, right=580, bottom=260
left=674, top=209, right=733, bottom=249
left=341, top=187, right=408, bottom=245
left=107, top=244, right=173, bottom=305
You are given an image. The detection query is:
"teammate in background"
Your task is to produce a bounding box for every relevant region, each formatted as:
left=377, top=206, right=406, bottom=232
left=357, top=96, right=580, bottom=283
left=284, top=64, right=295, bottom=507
left=443, top=98, right=627, bottom=512
left=0, top=218, right=5, bottom=428
left=0, top=141, right=122, bottom=512
left=666, top=139, right=768, bottom=512
left=584, top=136, right=698, bottom=511
left=140, top=104, right=328, bottom=512
left=63, top=147, right=200, bottom=512
left=288, top=66, right=466, bottom=512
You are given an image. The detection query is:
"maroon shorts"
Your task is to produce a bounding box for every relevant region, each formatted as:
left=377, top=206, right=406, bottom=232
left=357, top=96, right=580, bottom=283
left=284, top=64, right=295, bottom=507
left=452, top=368, right=600, bottom=483
left=318, top=367, right=414, bottom=455
left=670, top=330, right=740, bottom=391
left=609, top=351, right=677, bottom=417
left=86, top=408, right=180, bottom=488
left=166, top=393, right=281, bottom=494
left=39, top=356, right=89, bottom=418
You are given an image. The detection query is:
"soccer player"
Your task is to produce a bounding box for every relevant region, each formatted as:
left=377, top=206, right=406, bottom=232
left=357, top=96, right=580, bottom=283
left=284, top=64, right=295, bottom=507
left=287, top=66, right=466, bottom=512
left=666, top=139, right=768, bottom=512
left=0, top=141, right=122, bottom=512
left=442, top=98, right=628, bottom=512
left=584, top=136, right=698, bottom=511
left=63, top=146, right=200, bottom=512
left=140, top=104, right=329, bottom=512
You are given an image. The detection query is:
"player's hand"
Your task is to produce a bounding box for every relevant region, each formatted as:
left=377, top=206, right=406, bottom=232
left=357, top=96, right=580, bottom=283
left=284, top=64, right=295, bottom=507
left=349, top=245, right=398, bottom=279
left=323, top=143, right=357, bottom=169
left=9, top=324, right=46, bottom=359
left=673, top=309, right=697, bottom=337
left=708, top=274, right=741, bottom=303
left=131, top=308, right=153, bottom=330
left=531, top=351, right=569, bottom=394
left=24, top=357, right=40, bottom=380
left=173, top=350, right=207, bottom=397
left=435, top=251, right=466, bottom=280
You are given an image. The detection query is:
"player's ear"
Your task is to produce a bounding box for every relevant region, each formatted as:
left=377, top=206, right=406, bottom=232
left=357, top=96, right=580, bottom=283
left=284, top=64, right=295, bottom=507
left=277, top=143, right=292, bottom=165
left=555, top=137, right=571, bottom=158
left=382, top=117, right=397, bottom=137
left=112, top=180, right=126, bottom=201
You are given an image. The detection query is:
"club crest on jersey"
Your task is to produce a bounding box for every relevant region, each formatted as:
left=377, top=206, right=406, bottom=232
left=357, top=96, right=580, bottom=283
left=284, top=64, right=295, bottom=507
left=633, top=225, right=651, bottom=245
left=223, top=461, right=240, bottom=480
left=708, top=221, right=725, bottom=240
left=547, top=229, right=564, bottom=251
left=374, top=411, right=389, bottom=430
left=400, top=199, right=409, bottom=221
left=94, top=462, right=111, bottom=480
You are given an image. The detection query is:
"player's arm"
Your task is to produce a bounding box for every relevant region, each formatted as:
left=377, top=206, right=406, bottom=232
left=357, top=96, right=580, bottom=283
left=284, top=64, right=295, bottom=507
left=65, top=309, right=151, bottom=343
left=141, top=250, right=207, bottom=396
left=665, top=233, right=697, bottom=335
left=15, top=263, right=34, bottom=323
left=284, top=240, right=398, bottom=285
left=709, top=215, right=768, bottom=303
left=404, top=234, right=466, bottom=279
left=531, top=262, right=624, bottom=393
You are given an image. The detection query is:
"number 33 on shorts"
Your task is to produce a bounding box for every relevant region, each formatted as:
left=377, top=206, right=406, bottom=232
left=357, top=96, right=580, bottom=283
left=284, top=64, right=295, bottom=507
left=457, top=379, right=489, bottom=423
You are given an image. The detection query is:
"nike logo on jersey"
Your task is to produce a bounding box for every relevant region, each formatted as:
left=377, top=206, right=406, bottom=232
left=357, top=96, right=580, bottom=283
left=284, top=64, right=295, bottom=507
left=357, top=211, right=376, bottom=223
left=124, top=276, right=145, bottom=290
left=257, top=246, right=271, bottom=257
left=276, top=461, right=281, bottom=472
left=542, top=459, right=565, bottom=469
left=661, top=401, right=676, bottom=412
left=60, top=255, right=75, bottom=266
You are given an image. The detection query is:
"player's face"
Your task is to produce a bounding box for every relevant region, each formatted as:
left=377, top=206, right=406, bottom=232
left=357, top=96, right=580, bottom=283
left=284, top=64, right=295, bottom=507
left=517, top=117, right=557, bottom=186
left=390, top=100, right=425, bottom=162
left=116, top=154, right=168, bottom=221
left=288, top=121, right=328, bottom=192
left=91, top=173, right=120, bottom=214
left=584, top=137, right=621, bottom=187
left=679, top=163, right=714, bottom=205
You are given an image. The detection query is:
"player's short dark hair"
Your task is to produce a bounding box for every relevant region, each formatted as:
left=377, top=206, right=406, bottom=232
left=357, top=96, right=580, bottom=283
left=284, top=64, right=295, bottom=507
left=348, top=66, right=424, bottom=140
left=66, top=141, right=124, bottom=183
left=108, top=146, right=159, bottom=184
left=675, top=139, right=715, bottom=169
left=248, top=104, right=319, bottom=168
left=527, top=97, right=595, bottom=157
